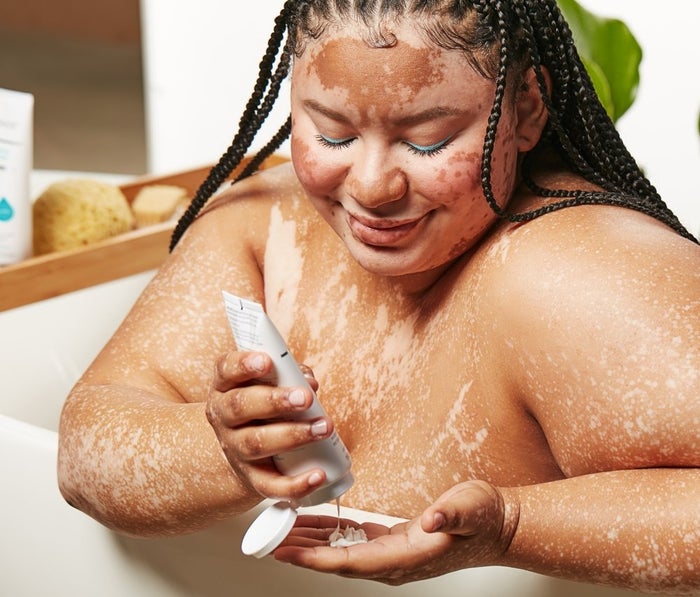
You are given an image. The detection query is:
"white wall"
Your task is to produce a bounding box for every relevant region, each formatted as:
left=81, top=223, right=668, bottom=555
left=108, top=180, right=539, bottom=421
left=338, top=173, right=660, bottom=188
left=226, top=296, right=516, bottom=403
left=140, top=0, right=289, bottom=174
left=141, top=0, right=700, bottom=235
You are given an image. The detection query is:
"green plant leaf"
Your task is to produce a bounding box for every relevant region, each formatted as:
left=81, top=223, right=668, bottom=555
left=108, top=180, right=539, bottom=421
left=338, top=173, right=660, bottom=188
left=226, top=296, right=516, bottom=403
left=581, top=57, right=613, bottom=117
left=557, top=0, right=601, bottom=57
left=557, top=0, right=642, bottom=122
left=589, top=19, right=641, bottom=120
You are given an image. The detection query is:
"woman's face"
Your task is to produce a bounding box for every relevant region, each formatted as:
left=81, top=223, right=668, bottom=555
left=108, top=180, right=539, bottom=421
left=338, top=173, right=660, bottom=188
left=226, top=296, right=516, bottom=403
left=290, top=20, right=533, bottom=280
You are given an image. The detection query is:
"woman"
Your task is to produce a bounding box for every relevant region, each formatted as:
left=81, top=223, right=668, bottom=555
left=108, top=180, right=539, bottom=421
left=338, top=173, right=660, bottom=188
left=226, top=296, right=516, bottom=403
left=58, top=1, right=699, bottom=593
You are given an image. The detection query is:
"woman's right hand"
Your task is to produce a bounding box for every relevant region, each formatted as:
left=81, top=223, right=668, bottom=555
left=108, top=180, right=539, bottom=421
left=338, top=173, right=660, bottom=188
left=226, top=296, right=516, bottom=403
left=205, top=350, right=333, bottom=503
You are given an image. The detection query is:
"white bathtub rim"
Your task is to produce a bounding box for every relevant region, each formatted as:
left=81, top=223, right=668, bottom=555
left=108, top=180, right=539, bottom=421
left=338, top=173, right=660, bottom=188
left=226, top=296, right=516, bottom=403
left=0, top=411, right=58, bottom=447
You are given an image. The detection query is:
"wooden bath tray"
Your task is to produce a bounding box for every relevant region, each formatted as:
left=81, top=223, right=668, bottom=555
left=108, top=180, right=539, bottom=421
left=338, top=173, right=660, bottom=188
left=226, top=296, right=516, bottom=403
left=0, top=154, right=288, bottom=311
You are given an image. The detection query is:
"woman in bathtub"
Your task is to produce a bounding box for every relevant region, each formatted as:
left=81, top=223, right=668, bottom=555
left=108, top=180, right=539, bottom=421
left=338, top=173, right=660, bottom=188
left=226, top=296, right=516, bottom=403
left=57, top=1, right=700, bottom=594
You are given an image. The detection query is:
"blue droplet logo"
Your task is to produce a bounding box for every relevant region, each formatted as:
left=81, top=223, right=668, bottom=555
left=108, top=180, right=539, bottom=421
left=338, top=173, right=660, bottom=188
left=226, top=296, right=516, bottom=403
left=0, top=198, right=14, bottom=222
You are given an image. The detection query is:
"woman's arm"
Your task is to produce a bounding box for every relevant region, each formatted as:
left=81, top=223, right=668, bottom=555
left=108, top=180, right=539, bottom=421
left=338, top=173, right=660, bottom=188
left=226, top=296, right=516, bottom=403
left=58, top=167, right=337, bottom=535
left=497, top=208, right=700, bottom=591
left=57, top=184, right=273, bottom=535
left=501, top=468, right=700, bottom=594
left=58, top=383, right=254, bottom=536
left=278, top=469, right=699, bottom=594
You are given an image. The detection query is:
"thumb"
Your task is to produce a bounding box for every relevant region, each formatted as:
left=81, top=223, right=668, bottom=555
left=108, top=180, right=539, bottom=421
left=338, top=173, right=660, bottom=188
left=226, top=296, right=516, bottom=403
left=420, top=480, right=504, bottom=536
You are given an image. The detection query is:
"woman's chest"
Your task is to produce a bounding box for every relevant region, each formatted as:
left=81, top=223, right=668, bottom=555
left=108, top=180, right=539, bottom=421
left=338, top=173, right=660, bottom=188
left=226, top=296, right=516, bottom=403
left=267, top=276, right=562, bottom=517
left=260, top=222, right=564, bottom=516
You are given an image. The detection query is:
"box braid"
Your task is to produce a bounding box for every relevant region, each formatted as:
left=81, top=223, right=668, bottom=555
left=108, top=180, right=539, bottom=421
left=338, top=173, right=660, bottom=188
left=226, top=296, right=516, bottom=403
left=169, top=4, right=294, bottom=250
left=478, top=0, right=697, bottom=243
left=170, top=0, right=697, bottom=250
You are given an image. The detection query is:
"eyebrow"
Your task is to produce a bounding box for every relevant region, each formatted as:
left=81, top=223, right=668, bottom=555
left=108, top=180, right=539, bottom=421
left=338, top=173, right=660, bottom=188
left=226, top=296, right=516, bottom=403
left=303, top=100, right=352, bottom=124
left=302, top=99, right=467, bottom=127
left=393, top=106, right=467, bottom=127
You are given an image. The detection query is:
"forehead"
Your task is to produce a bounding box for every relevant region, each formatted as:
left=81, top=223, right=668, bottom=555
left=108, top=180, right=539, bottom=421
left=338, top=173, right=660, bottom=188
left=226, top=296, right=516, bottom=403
left=291, top=21, right=489, bottom=108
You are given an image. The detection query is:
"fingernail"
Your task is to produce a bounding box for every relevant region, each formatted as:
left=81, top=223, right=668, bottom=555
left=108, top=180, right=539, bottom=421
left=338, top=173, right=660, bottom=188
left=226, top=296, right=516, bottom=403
left=288, top=389, right=306, bottom=407
left=308, top=472, right=324, bottom=486
left=246, top=354, right=266, bottom=372
left=432, top=512, right=446, bottom=532
left=310, top=419, right=328, bottom=437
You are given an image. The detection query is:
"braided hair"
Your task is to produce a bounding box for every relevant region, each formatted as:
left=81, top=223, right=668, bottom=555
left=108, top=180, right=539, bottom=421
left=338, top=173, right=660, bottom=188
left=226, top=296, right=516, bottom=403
left=170, top=0, right=697, bottom=250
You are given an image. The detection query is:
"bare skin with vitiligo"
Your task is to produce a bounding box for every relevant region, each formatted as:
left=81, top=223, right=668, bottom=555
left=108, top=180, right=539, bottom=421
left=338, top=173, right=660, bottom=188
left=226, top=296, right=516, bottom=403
left=57, top=8, right=700, bottom=596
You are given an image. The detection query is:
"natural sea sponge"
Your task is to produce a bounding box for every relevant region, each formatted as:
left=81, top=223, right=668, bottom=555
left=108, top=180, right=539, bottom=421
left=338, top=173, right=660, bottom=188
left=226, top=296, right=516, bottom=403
left=33, top=179, right=134, bottom=254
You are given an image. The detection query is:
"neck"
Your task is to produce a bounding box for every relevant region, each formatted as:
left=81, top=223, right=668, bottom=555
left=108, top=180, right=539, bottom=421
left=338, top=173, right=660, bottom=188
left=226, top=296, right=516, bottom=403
left=379, top=254, right=469, bottom=301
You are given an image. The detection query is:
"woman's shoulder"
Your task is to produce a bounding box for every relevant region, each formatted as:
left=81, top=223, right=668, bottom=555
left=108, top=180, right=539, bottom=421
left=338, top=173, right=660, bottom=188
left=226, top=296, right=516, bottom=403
left=473, top=176, right=700, bottom=303
left=470, top=192, right=699, bottom=324
left=479, top=159, right=697, bottom=272
left=180, top=160, right=320, bottom=246
left=158, top=160, right=324, bottom=286
left=201, top=160, right=307, bottom=215
left=466, top=194, right=700, bottom=477
left=515, top=195, right=692, bottom=260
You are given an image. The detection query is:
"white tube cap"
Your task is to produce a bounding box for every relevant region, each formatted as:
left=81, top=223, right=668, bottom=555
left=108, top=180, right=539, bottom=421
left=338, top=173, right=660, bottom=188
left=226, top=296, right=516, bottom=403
left=241, top=501, right=298, bottom=558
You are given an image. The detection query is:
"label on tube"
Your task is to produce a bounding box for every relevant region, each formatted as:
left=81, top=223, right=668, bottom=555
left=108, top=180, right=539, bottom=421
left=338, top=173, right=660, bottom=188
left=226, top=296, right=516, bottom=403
left=0, top=88, right=33, bottom=265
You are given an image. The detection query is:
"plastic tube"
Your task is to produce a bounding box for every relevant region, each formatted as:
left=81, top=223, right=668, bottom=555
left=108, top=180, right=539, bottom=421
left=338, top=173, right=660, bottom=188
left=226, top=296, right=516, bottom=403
left=0, top=88, right=33, bottom=265
left=222, top=291, right=354, bottom=507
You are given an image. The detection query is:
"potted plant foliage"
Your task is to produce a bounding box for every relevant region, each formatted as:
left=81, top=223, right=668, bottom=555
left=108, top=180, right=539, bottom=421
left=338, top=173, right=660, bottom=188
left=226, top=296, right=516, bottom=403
left=557, top=0, right=642, bottom=123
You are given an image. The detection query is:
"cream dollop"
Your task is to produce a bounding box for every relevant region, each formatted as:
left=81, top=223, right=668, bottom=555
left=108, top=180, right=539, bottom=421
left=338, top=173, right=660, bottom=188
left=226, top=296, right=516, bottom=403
left=329, top=525, right=368, bottom=548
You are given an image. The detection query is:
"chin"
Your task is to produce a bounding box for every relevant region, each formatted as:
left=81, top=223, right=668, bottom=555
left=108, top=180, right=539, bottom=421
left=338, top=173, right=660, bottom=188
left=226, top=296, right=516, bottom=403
left=347, top=243, right=441, bottom=278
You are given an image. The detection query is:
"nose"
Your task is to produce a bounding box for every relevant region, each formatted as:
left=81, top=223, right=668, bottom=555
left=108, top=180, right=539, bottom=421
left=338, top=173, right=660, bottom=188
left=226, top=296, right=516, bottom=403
left=346, top=149, right=407, bottom=209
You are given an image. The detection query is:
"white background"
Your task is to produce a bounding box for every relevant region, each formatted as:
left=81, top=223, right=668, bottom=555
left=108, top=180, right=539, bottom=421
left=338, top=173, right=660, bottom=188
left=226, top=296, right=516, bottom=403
left=141, top=0, right=700, bottom=236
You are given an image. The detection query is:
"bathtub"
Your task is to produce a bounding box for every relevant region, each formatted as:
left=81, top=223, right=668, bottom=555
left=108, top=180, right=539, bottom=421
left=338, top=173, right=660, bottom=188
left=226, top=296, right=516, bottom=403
left=0, top=272, right=648, bottom=596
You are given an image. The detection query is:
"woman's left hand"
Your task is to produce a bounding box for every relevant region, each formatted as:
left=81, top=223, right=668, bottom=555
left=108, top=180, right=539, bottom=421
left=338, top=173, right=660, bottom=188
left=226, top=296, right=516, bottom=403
left=274, top=480, right=519, bottom=585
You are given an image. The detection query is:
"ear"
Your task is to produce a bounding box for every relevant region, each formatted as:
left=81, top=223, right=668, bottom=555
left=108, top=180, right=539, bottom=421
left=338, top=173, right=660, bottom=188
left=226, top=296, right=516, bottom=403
left=514, top=65, right=551, bottom=152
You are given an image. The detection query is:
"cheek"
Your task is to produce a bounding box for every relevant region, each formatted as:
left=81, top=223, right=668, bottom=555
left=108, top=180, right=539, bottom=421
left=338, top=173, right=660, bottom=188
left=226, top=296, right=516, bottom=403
left=291, top=133, right=346, bottom=197
left=291, top=134, right=321, bottom=190
left=431, top=150, right=483, bottom=203
left=429, top=149, right=501, bottom=257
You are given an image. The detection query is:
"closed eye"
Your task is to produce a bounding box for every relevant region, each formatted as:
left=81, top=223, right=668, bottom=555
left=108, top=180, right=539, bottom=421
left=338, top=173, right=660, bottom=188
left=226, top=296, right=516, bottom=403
left=404, top=135, right=454, bottom=157
left=315, top=133, right=453, bottom=156
left=316, top=134, right=355, bottom=149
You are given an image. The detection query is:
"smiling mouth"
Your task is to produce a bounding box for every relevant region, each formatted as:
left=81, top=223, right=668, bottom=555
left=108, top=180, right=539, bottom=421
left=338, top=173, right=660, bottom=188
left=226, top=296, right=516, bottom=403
left=347, top=213, right=428, bottom=247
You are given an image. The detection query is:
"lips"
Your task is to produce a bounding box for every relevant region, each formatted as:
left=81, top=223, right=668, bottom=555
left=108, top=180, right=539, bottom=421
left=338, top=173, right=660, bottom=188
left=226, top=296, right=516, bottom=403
left=347, top=212, right=427, bottom=247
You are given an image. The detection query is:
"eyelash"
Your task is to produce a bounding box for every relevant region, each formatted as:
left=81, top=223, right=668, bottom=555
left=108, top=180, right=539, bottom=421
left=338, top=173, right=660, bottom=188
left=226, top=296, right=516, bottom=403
left=405, top=139, right=451, bottom=157
left=315, top=134, right=354, bottom=150
left=315, top=134, right=452, bottom=157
